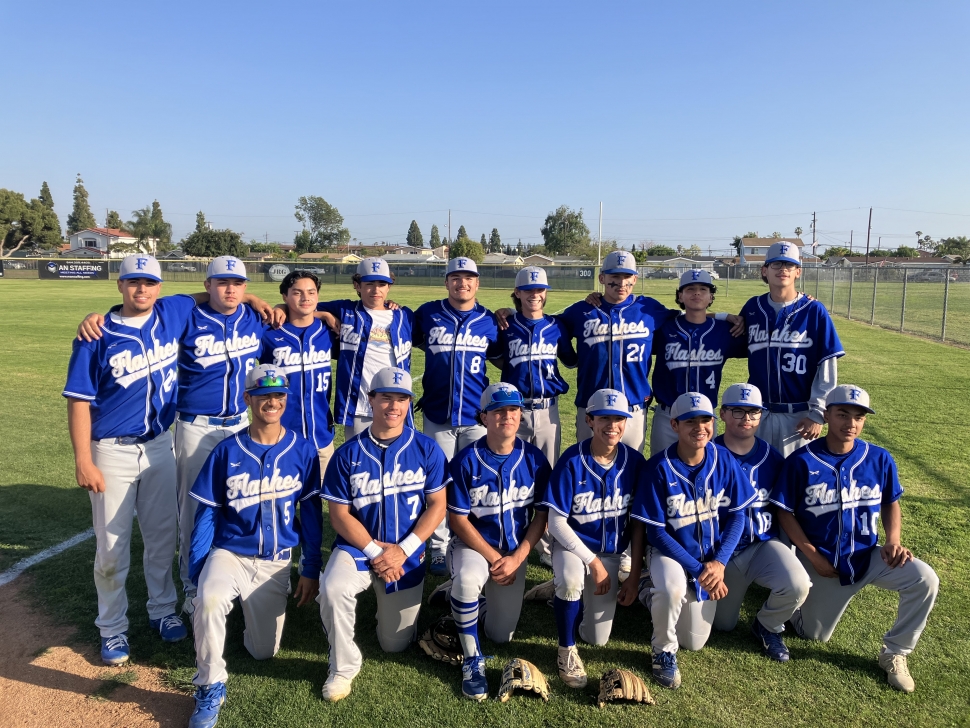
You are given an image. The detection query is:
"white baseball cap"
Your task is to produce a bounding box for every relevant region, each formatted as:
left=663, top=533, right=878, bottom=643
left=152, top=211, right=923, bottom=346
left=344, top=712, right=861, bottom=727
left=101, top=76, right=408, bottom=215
left=826, top=384, right=875, bottom=414
left=514, top=266, right=549, bottom=290
left=119, top=254, right=162, bottom=283
left=670, top=392, right=717, bottom=421
left=446, top=257, right=479, bottom=277
left=369, top=367, right=413, bottom=396
left=357, top=257, right=393, bottom=284
left=765, top=242, right=801, bottom=267
left=601, top=250, right=637, bottom=276
left=721, top=383, right=767, bottom=410
left=480, top=383, right=524, bottom=412
left=207, top=256, right=249, bottom=280
left=678, top=269, right=714, bottom=288
left=245, top=364, right=289, bottom=395
left=586, top=388, right=632, bottom=418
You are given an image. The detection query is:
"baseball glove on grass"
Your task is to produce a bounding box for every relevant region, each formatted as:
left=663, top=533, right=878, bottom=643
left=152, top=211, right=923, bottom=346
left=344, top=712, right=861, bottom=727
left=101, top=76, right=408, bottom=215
left=597, top=668, right=656, bottom=708
left=417, top=615, right=463, bottom=666
left=497, top=658, right=550, bottom=703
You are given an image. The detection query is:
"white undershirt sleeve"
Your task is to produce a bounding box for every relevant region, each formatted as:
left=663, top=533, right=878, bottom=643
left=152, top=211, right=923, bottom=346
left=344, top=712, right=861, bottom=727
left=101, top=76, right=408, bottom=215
left=808, top=357, right=838, bottom=424
left=548, top=510, right=596, bottom=566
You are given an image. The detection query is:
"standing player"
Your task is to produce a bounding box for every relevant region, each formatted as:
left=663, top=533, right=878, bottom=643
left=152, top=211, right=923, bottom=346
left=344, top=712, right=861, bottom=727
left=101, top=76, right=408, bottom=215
left=186, top=365, right=322, bottom=728
left=317, top=367, right=449, bottom=702
left=772, top=385, right=939, bottom=693
left=632, top=392, right=756, bottom=689
left=539, top=389, right=646, bottom=689
left=261, top=270, right=336, bottom=478
left=64, top=255, right=194, bottom=664
left=447, top=383, right=551, bottom=701
left=316, top=257, right=414, bottom=440
left=740, top=242, right=844, bottom=456
left=412, top=257, right=501, bottom=574
left=710, top=384, right=811, bottom=662
left=649, top=270, right=748, bottom=455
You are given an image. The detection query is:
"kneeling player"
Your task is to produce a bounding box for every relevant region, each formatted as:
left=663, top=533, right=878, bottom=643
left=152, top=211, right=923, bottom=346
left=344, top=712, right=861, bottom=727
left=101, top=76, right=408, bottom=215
left=632, top=393, right=755, bottom=690
left=539, top=389, right=646, bottom=689
left=773, top=385, right=939, bottom=693
left=187, top=365, right=323, bottom=728
left=711, top=384, right=811, bottom=661
left=447, top=383, right=551, bottom=701
left=318, top=367, right=448, bottom=702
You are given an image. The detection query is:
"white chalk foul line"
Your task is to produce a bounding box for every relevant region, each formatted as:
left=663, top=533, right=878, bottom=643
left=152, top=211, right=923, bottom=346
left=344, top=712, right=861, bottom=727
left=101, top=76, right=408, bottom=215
left=0, top=528, right=95, bottom=587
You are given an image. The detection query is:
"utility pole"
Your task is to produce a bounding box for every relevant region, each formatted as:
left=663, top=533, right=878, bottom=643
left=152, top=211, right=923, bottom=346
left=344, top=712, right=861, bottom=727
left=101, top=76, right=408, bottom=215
left=597, top=201, right=603, bottom=267
left=448, top=209, right=451, bottom=244
left=864, top=207, right=872, bottom=266
left=849, top=230, right=853, bottom=254
left=812, top=211, right=817, bottom=256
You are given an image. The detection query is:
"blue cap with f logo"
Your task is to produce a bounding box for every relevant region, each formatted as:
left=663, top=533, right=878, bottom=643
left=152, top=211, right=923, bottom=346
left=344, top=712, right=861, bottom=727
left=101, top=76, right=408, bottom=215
left=207, top=256, right=249, bottom=280
left=586, top=388, right=632, bottom=418
left=514, top=266, right=550, bottom=290
left=368, top=367, right=413, bottom=396
left=357, top=257, right=394, bottom=284
left=480, top=383, right=524, bottom=412
left=119, top=254, right=162, bottom=282
left=678, top=269, right=714, bottom=289
left=765, top=241, right=801, bottom=267
left=601, top=250, right=638, bottom=276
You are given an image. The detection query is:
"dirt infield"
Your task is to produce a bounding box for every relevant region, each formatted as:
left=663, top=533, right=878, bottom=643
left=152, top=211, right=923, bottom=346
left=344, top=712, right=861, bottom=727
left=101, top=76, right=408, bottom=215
left=0, top=578, right=193, bottom=728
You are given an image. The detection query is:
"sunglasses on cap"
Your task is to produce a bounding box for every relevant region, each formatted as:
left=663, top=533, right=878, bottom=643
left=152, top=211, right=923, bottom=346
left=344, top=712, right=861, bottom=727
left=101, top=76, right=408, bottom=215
left=252, top=374, right=287, bottom=389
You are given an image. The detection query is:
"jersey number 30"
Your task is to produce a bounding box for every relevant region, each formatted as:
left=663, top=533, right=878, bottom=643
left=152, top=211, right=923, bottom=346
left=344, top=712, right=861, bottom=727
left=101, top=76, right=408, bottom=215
left=781, top=353, right=807, bottom=374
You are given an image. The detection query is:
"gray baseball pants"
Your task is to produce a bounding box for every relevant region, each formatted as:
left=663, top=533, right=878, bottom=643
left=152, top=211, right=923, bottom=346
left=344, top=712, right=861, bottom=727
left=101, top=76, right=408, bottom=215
left=553, top=541, right=623, bottom=646
left=642, top=547, right=717, bottom=654
left=648, top=404, right=679, bottom=456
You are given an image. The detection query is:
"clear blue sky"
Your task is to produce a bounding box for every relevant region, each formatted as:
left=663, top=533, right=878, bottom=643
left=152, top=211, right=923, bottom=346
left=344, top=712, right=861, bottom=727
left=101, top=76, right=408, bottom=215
left=3, top=1, right=968, bottom=254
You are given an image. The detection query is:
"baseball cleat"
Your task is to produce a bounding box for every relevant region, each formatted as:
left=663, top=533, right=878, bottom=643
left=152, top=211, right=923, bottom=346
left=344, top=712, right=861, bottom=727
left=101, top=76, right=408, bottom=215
left=189, top=682, right=226, bottom=728
left=181, top=597, right=196, bottom=617
left=751, top=618, right=790, bottom=662
left=429, top=554, right=448, bottom=577
left=428, top=579, right=452, bottom=608
left=879, top=647, right=915, bottom=693
left=557, top=645, right=587, bottom=689
left=539, top=552, right=553, bottom=569
left=652, top=651, right=682, bottom=689
left=322, top=675, right=354, bottom=702
left=461, top=656, right=488, bottom=701
left=523, top=579, right=555, bottom=605
left=100, top=633, right=130, bottom=665
left=150, top=613, right=188, bottom=642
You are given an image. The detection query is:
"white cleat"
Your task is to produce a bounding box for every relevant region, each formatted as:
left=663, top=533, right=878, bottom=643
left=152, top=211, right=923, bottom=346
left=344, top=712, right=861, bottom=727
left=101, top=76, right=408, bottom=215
left=557, top=645, right=587, bottom=689
left=322, top=675, right=354, bottom=702
left=879, top=647, right=915, bottom=693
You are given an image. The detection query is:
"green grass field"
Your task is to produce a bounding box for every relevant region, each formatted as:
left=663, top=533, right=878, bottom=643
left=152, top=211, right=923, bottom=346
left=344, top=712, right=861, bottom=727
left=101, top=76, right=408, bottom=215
left=1, top=279, right=968, bottom=727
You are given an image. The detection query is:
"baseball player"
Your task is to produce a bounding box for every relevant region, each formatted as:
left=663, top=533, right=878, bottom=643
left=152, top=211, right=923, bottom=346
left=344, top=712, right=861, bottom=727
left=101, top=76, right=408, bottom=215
left=315, top=257, right=414, bottom=440
left=412, top=257, right=501, bottom=575
left=64, top=255, right=193, bottom=664
left=538, top=388, right=647, bottom=689
left=260, top=270, right=336, bottom=478
left=317, top=367, right=449, bottom=702
left=632, top=392, right=756, bottom=689
left=186, top=364, right=322, bottom=728
left=446, top=383, right=551, bottom=701
left=649, top=270, right=748, bottom=456
left=710, top=384, right=811, bottom=662
left=739, top=241, right=845, bottom=456
left=773, top=385, right=939, bottom=693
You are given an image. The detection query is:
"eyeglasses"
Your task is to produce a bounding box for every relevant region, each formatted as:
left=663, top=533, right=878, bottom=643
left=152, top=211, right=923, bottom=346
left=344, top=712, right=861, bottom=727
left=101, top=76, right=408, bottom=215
left=767, top=262, right=798, bottom=270
left=252, top=374, right=287, bottom=389
left=728, top=408, right=762, bottom=420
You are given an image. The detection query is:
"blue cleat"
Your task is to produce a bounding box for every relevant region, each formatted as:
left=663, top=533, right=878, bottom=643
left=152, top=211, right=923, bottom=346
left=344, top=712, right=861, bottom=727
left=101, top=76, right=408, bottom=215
left=150, top=613, right=188, bottom=642
left=751, top=618, right=791, bottom=662
left=189, top=682, right=226, bottom=728
left=100, top=633, right=130, bottom=665
left=461, top=656, right=488, bottom=701
left=652, top=651, right=682, bottom=689
left=429, top=554, right=448, bottom=577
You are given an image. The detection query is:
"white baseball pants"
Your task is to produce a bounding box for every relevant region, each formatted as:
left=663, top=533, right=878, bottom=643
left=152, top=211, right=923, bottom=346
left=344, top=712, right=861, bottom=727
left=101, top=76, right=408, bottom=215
left=317, top=443, right=335, bottom=483
left=648, top=404, right=679, bottom=457
left=552, top=541, right=622, bottom=646
left=644, top=547, right=718, bottom=654
left=576, top=406, right=646, bottom=453
left=89, top=432, right=178, bottom=637
left=713, top=538, right=812, bottom=633
left=758, top=411, right=814, bottom=457
left=516, top=399, right=561, bottom=466
left=192, top=548, right=290, bottom=686
left=318, top=548, right=424, bottom=681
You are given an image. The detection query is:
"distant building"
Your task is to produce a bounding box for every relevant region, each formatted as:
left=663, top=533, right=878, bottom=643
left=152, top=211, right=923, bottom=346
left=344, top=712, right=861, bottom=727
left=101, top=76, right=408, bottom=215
left=68, top=228, right=147, bottom=258
left=380, top=253, right=445, bottom=264
left=482, top=253, right=524, bottom=265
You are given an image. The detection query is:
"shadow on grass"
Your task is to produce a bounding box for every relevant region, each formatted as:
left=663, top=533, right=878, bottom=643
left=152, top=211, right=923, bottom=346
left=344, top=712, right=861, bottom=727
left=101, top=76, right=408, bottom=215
left=0, top=483, right=92, bottom=571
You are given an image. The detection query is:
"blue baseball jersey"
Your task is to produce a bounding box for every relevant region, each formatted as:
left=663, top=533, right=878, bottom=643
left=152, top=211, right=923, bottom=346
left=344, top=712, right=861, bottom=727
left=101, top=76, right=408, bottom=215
left=412, top=300, right=500, bottom=426
left=259, top=321, right=336, bottom=450
left=177, top=302, right=266, bottom=417
left=188, top=429, right=323, bottom=580
left=635, top=443, right=756, bottom=576
left=558, top=295, right=676, bottom=408
left=497, top=313, right=576, bottom=400
left=540, top=440, right=645, bottom=555
left=714, top=435, right=785, bottom=553
left=322, top=428, right=449, bottom=592
left=651, top=316, right=748, bottom=409
left=741, top=294, right=844, bottom=405
left=771, top=439, right=903, bottom=585
left=317, top=299, right=414, bottom=426
left=447, top=437, right=551, bottom=553
left=63, top=295, right=196, bottom=441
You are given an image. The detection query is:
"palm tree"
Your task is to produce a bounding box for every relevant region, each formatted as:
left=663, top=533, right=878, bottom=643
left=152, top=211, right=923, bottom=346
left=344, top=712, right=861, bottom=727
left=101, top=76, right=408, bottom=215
left=127, top=201, right=172, bottom=255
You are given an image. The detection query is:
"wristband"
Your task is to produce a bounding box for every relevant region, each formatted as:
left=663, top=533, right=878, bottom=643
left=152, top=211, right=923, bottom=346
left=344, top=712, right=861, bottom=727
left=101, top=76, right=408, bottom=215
left=398, top=533, right=423, bottom=558
left=363, top=541, right=384, bottom=560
